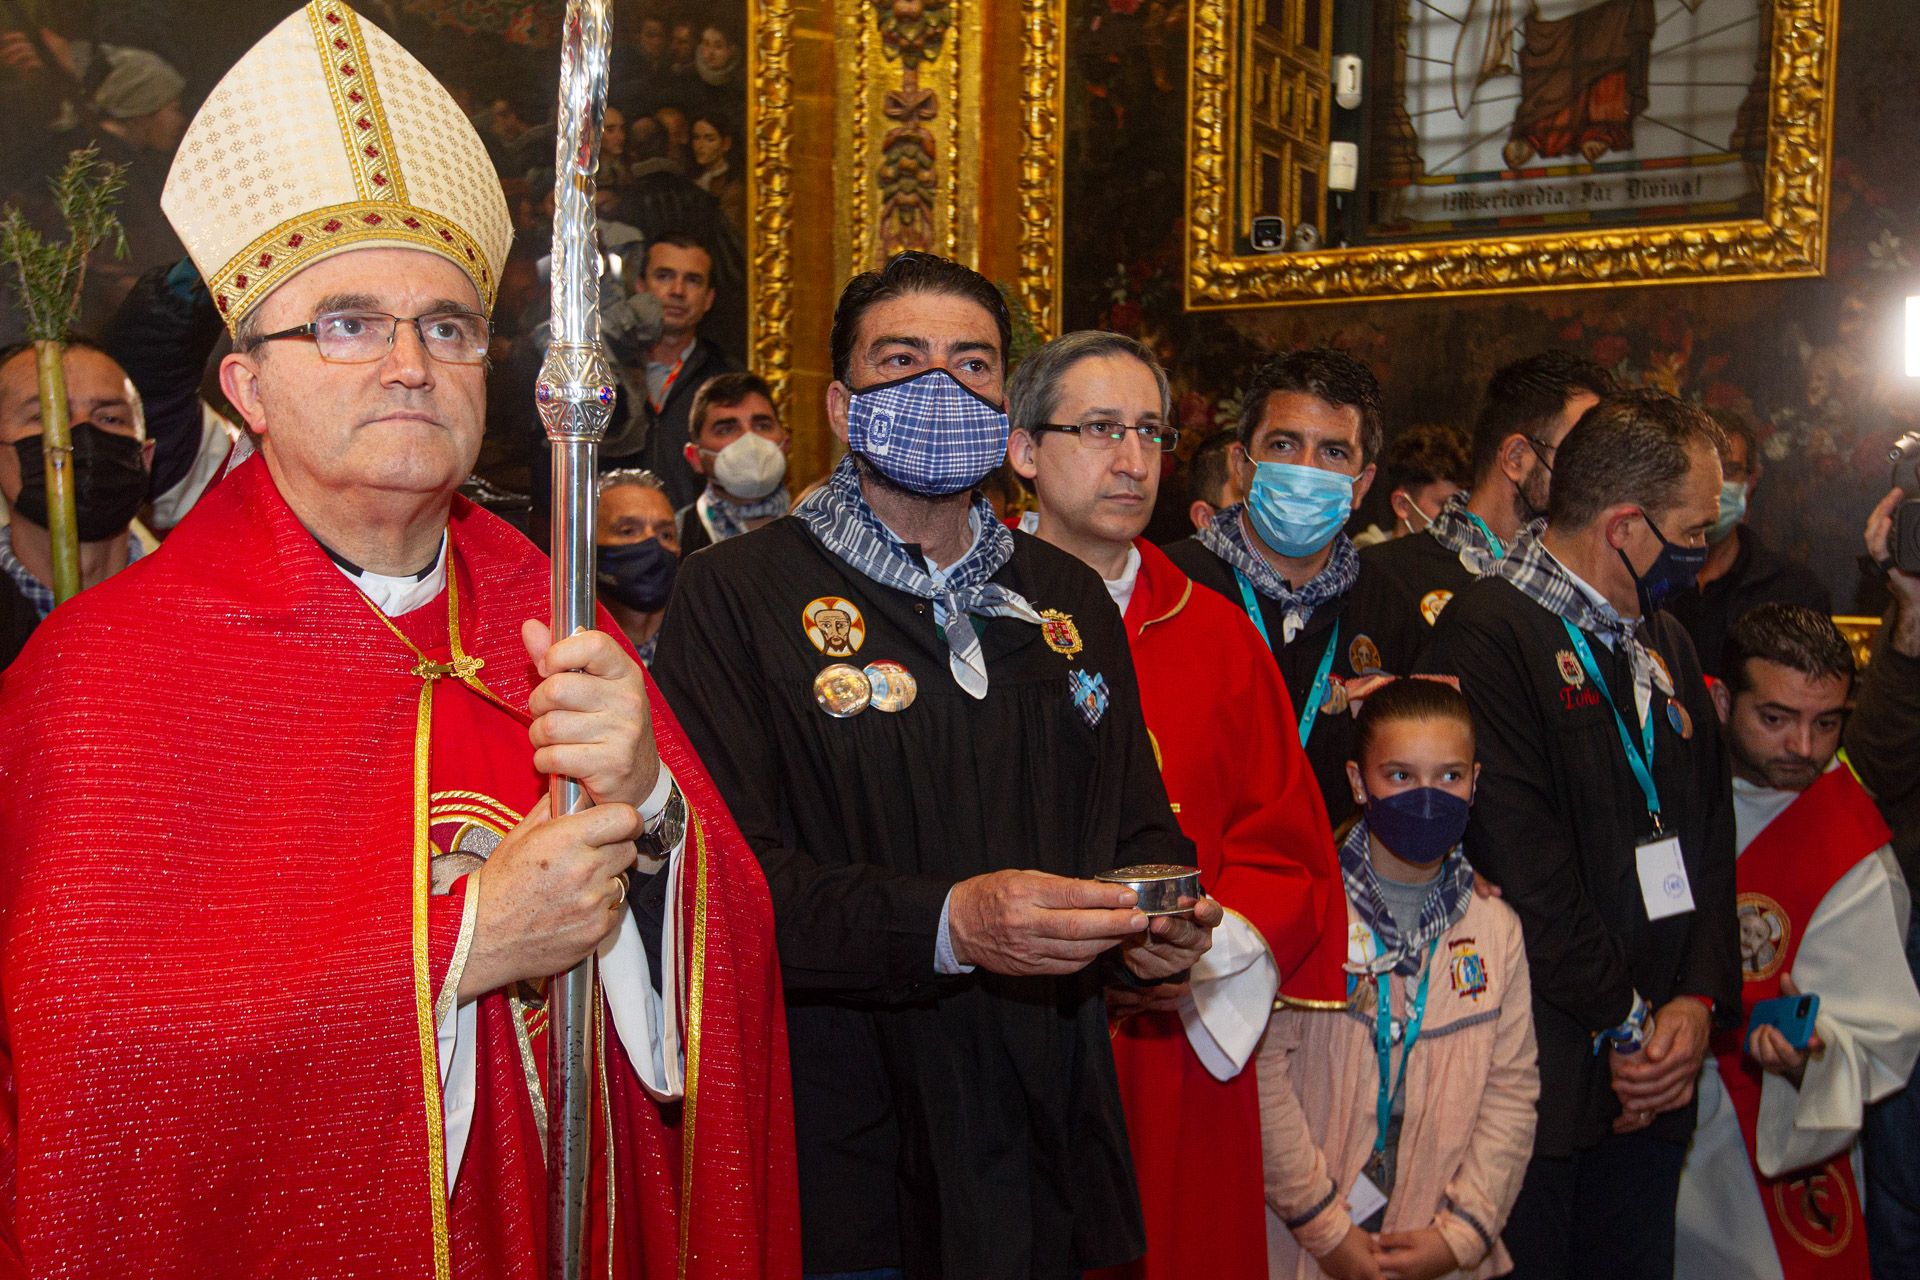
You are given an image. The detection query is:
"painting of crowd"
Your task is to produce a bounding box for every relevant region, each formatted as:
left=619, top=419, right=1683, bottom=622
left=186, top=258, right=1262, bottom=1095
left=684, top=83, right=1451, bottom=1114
left=0, top=0, right=749, bottom=503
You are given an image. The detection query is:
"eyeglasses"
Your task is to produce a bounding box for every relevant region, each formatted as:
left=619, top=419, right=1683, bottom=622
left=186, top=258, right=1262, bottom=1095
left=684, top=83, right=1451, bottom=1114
left=1524, top=436, right=1557, bottom=468
left=248, top=310, right=492, bottom=365
left=1033, top=421, right=1181, bottom=453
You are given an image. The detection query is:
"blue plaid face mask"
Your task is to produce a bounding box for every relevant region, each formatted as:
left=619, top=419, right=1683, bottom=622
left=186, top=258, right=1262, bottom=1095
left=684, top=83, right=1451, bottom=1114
left=846, top=367, right=1010, bottom=497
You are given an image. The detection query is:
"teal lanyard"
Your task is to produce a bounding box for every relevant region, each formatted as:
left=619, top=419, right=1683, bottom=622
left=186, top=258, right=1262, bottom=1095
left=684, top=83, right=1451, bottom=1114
left=1373, top=936, right=1438, bottom=1157
left=1465, top=513, right=1506, bottom=560
left=1560, top=618, right=1662, bottom=822
left=1233, top=567, right=1339, bottom=748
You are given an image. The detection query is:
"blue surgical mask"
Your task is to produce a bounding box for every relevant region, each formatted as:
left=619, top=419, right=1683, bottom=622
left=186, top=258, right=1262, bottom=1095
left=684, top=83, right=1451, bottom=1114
left=1708, top=480, right=1747, bottom=544
left=1619, top=509, right=1710, bottom=610
left=846, top=367, right=1009, bottom=496
left=1246, top=461, right=1354, bottom=558
left=1365, top=787, right=1471, bottom=865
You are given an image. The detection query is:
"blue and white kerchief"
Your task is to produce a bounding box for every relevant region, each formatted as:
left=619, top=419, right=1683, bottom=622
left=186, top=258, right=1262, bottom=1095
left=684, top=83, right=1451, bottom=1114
left=796, top=455, right=1043, bottom=698
left=1198, top=502, right=1358, bottom=642
left=1340, top=818, right=1474, bottom=978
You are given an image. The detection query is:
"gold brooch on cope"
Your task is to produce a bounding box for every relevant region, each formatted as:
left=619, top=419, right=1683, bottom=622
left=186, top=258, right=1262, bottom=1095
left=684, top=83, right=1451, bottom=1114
left=1348, top=633, right=1382, bottom=675
left=1555, top=649, right=1586, bottom=687
left=813, top=664, right=872, bottom=718
left=1039, top=608, right=1083, bottom=659
left=804, top=596, right=866, bottom=657
left=864, top=660, right=918, bottom=713
left=1320, top=674, right=1350, bottom=716
left=1420, top=590, right=1452, bottom=626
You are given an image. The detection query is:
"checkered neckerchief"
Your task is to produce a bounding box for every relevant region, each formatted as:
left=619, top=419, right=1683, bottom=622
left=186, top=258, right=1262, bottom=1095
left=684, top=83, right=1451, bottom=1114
left=1427, top=492, right=1535, bottom=576
left=0, top=523, right=144, bottom=620
left=697, top=486, right=791, bottom=542
left=1493, top=528, right=1673, bottom=717
left=1340, top=818, right=1475, bottom=978
left=1197, top=502, right=1359, bottom=642
left=794, top=455, right=1042, bottom=698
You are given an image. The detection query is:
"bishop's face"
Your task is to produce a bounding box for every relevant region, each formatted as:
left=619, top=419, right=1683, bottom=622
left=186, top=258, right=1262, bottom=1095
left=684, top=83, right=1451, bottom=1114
left=221, top=248, right=489, bottom=518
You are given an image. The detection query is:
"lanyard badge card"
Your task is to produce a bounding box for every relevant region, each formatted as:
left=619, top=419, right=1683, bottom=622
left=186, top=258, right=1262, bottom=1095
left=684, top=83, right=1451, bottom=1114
left=1560, top=620, right=1695, bottom=922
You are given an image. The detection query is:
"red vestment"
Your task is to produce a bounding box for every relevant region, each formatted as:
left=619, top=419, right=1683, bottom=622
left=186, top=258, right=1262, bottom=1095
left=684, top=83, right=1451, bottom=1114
left=0, top=456, right=799, bottom=1279
left=1712, top=768, right=1889, bottom=1280
left=1093, top=539, right=1344, bottom=1280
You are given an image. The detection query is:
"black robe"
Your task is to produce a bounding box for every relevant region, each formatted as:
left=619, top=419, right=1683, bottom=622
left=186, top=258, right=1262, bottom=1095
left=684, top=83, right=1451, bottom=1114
left=1163, top=535, right=1425, bottom=828
left=1358, top=527, right=1481, bottom=641
left=1421, top=576, right=1740, bottom=1157
left=652, top=515, right=1190, bottom=1278
left=1663, top=525, right=1832, bottom=678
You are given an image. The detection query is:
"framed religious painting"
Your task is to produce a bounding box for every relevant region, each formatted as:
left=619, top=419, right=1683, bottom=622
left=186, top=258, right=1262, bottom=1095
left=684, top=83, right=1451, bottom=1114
left=1184, top=0, right=1838, bottom=307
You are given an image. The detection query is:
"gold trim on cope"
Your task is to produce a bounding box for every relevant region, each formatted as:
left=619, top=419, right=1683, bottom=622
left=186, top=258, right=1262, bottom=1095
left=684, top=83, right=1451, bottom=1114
left=408, top=664, right=453, bottom=1279
left=676, top=810, right=712, bottom=1280
left=1184, top=0, right=1838, bottom=307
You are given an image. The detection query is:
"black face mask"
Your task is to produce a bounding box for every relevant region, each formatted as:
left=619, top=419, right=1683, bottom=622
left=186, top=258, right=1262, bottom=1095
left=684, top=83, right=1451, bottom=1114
left=12, top=423, right=149, bottom=542
left=595, top=537, right=677, bottom=612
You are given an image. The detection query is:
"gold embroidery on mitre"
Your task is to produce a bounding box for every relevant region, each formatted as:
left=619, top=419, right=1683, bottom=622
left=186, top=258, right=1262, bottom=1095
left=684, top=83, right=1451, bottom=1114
left=306, top=0, right=406, bottom=204
left=205, top=202, right=497, bottom=325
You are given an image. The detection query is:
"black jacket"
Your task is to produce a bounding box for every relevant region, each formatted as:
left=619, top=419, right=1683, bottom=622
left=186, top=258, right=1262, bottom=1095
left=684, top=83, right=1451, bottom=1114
left=1844, top=610, right=1920, bottom=891
left=1358, top=528, right=1480, bottom=644
left=1422, top=576, right=1741, bottom=1156
left=0, top=573, right=37, bottom=673
left=1163, top=535, right=1426, bottom=827
left=1665, top=525, right=1833, bottom=677
left=653, top=518, right=1189, bottom=1277
left=98, top=260, right=225, bottom=504
left=639, top=337, right=742, bottom=510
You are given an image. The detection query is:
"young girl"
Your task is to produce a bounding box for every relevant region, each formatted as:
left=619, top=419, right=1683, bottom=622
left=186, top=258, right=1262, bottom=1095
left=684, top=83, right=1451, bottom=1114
left=1261, top=678, right=1539, bottom=1280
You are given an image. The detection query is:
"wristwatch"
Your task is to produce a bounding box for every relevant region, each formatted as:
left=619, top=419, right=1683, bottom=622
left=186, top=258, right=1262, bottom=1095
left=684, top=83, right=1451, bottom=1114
left=637, top=781, right=687, bottom=859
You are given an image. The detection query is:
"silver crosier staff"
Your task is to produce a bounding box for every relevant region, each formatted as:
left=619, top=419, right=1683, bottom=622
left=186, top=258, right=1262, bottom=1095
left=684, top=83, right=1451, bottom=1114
left=534, top=2, right=614, bottom=1276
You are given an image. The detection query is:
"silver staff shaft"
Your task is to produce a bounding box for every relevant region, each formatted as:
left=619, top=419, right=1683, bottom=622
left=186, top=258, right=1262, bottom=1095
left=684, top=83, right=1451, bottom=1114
left=535, top=3, right=613, bottom=1277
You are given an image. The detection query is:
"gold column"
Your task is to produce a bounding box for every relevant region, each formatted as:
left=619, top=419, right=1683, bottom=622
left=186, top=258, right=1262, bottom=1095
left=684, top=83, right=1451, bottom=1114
left=773, top=0, right=1066, bottom=489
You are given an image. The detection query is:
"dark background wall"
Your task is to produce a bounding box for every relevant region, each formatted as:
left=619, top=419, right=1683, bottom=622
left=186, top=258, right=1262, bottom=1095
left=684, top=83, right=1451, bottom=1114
left=1063, top=0, right=1920, bottom=613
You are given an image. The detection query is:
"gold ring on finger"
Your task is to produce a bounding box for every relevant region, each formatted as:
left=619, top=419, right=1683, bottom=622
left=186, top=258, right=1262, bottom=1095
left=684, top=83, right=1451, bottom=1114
left=611, top=875, right=628, bottom=909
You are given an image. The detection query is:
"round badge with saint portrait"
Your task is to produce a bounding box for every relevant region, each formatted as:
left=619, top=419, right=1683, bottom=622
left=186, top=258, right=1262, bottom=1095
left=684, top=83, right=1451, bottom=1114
left=804, top=596, right=866, bottom=658
left=864, top=660, right=918, bottom=713
left=813, top=663, right=873, bottom=718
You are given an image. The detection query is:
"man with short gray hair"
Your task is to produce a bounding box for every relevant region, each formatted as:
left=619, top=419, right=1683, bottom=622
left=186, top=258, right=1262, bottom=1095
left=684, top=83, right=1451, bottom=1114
left=1424, top=390, right=1740, bottom=1279
left=1007, top=329, right=1344, bottom=1280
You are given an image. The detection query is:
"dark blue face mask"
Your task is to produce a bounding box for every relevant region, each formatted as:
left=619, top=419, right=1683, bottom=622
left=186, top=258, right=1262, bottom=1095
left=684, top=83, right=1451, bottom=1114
left=595, top=537, right=677, bottom=612
left=1365, top=787, right=1471, bottom=865
left=1619, top=509, right=1709, bottom=611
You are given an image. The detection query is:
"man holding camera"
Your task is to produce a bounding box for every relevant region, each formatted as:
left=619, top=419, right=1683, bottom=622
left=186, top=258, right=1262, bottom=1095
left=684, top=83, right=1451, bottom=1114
left=1844, top=485, right=1920, bottom=1276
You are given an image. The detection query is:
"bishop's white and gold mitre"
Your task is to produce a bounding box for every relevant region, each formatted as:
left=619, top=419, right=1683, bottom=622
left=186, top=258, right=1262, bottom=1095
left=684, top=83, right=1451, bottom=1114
left=161, top=0, right=514, bottom=332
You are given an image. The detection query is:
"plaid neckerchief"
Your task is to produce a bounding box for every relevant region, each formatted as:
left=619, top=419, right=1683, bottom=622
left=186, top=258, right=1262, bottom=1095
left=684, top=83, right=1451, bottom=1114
left=795, top=455, right=1042, bottom=698
left=1198, top=503, right=1359, bottom=642
left=697, top=486, right=791, bottom=543
left=1427, top=492, right=1536, bottom=577
left=1340, top=818, right=1475, bottom=978
left=1493, top=529, right=1674, bottom=715
left=0, top=522, right=144, bottom=620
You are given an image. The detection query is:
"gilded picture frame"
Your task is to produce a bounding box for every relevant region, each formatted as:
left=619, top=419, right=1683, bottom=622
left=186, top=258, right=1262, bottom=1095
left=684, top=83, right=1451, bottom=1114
left=1185, top=0, right=1838, bottom=309
left=749, top=0, right=796, bottom=407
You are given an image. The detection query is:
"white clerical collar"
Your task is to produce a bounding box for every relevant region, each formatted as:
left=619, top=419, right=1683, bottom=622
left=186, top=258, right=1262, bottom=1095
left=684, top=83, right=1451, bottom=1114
left=330, top=531, right=449, bottom=617
left=1104, top=544, right=1143, bottom=616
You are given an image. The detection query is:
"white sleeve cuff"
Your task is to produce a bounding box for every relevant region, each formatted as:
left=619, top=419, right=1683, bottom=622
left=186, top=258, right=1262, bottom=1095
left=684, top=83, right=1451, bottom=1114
left=599, top=787, right=689, bottom=1103
left=1179, top=907, right=1278, bottom=1081
left=637, top=762, right=676, bottom=825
